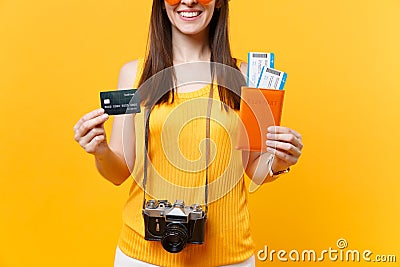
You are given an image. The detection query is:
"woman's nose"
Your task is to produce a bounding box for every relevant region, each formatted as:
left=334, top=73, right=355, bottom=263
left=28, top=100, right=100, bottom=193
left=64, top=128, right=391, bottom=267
left=181, top=0, right=198, bottom=6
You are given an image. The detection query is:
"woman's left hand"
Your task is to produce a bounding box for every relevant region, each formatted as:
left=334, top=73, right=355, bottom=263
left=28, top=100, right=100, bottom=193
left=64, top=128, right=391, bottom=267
left=266, top=126, right=303, bottom=173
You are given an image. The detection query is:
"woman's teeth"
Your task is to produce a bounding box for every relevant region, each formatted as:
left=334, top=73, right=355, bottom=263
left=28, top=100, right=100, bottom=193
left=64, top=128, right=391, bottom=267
left=179, top=11, right=201, bottom=18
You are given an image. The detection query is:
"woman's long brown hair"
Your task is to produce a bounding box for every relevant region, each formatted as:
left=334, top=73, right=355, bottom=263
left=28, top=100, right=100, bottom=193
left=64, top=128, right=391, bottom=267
left=138, top=0, right=244, bottom=110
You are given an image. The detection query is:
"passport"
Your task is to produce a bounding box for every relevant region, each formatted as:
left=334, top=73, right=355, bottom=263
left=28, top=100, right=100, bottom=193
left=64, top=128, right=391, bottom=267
left=236, top=87, right=285, bottom=152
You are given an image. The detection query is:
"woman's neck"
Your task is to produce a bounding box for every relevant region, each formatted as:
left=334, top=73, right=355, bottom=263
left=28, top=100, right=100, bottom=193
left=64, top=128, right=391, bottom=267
left=172, top=28, right=211, bottom=65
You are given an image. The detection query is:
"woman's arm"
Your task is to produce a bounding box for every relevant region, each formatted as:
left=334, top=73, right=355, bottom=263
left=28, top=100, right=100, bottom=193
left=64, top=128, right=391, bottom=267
left=74, top=60, right=138, bottom=185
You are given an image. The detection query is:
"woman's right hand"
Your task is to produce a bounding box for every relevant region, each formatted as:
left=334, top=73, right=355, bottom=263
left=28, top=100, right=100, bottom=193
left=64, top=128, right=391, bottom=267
left=73, top=60, right=138, bottom=184
left=73, top=108, right=109, bottom=156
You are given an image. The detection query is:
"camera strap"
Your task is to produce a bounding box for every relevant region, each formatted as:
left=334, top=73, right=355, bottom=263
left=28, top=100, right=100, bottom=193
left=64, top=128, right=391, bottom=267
left=142, top=87, right=213, bottom=213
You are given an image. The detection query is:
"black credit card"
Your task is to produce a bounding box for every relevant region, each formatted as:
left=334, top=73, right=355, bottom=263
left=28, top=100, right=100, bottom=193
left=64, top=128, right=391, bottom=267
left=100, top=89, right=141, bottom=115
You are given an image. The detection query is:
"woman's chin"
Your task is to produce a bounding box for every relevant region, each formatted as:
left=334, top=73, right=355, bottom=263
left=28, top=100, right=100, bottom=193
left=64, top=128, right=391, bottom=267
left=174, top=25, right=208, bottom=36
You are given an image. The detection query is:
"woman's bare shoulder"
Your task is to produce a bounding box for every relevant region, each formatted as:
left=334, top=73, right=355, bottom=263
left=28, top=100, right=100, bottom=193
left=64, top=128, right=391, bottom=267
left=239, top=62, right=248, bottom=76
left=117, top=60, right=139, bottom=89
left=238, top=60, right=248, bottom=77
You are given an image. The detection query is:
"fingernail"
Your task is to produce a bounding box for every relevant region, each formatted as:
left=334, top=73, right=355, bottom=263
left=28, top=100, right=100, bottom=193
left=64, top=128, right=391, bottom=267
left=266, top=140, right=273, bottom=146
left=268, top=126, right=274, bottom=132
left=267, top=133, right=273, bottom=138
left=103, top=113, right=109, bottom=118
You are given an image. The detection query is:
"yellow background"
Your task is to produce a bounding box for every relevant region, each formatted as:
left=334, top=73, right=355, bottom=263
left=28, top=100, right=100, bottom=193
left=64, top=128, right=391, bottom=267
left=0, top=0, right=399, bottom=266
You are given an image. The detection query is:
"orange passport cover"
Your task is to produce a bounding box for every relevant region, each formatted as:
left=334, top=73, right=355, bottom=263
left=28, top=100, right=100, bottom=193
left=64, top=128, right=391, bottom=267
left=236, top=87, right=285, bottom=151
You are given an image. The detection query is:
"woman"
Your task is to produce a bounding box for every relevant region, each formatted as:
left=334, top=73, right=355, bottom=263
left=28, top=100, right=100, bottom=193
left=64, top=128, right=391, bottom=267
left=73, top=0, right=303, bottom=266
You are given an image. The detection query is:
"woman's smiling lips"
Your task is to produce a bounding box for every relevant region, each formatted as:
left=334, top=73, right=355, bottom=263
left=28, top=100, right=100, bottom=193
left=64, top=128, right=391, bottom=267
left=177, top=9, right=203, bottom=21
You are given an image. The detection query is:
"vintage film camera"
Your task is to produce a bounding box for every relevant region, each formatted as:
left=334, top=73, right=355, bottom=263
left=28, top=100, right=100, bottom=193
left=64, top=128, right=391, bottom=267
left=142, top=199, right=206, bottom=253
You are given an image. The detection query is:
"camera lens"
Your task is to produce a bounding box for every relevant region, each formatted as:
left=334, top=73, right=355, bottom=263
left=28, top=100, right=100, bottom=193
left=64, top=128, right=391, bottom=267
left=161, top=223, right=188, bottom=253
